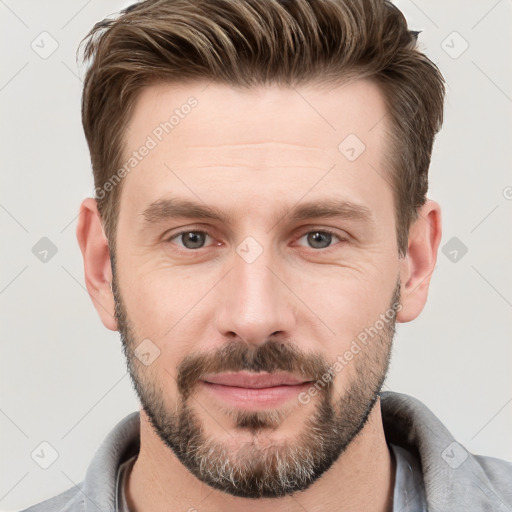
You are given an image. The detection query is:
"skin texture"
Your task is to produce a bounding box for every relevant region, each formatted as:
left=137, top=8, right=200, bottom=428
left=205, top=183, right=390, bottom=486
left=77, top=79, right=442, bottom=512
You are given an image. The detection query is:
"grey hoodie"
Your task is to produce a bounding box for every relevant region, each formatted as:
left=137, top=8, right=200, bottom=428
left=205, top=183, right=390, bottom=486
left=19, top=391, right=512, bottom=511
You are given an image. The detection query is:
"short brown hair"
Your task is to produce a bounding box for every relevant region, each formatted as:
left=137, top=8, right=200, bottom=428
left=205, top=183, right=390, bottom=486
left=80, top=0, right=445, bottom=257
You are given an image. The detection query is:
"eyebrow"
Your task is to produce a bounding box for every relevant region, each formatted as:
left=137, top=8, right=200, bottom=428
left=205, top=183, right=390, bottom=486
left=140, top=196, right=374, bottom=228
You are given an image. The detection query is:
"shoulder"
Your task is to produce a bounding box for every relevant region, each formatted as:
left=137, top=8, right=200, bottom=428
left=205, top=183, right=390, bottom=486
left=19, top=412, right=140, bottom=512
left=473, top=453, right=512, bottom=501
left=380, top=391, right=512, bottom=510
left=18, top=483, right=85, bottom=512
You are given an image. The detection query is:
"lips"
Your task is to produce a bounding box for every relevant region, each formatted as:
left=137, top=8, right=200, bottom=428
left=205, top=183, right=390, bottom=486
left=201, top=371, right=311, bottom=389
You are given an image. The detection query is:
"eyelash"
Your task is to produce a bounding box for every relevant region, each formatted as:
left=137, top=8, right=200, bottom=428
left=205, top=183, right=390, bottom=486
left=165, top=228, right=347, bottom=252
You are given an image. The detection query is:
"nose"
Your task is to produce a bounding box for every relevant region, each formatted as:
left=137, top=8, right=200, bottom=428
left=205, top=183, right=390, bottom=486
left=213, top=248, right=296, bottom=345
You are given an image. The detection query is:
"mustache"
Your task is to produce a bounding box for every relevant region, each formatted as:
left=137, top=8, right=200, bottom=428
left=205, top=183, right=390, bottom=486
left=176, top=340, right=332, bottom=399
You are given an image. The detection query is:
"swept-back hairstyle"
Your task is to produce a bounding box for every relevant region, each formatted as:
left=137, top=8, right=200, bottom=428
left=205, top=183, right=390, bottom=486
left=80, top=0, right=445, bottom=256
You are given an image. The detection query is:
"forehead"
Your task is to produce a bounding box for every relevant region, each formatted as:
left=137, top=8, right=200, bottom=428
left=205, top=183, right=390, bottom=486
left=124, top=78, right=389, bottom=153
left=119, top=79, right=393, bottom=224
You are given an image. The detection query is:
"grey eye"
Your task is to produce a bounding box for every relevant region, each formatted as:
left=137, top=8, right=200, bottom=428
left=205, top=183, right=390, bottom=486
left=306, top=231, right=334, bottom=249
left=172, top=231, right=210, bottom=249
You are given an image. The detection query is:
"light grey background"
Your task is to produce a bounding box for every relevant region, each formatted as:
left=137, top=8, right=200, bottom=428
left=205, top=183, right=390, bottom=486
left=1, top=1, right=511, bottom=510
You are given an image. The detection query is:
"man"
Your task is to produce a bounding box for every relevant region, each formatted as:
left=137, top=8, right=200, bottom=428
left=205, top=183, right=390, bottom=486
left=21, top=0, right=512, bottom=511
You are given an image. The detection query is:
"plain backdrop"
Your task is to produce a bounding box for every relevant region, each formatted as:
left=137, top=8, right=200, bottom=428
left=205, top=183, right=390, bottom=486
left=1, top=1, right=511, bottom=510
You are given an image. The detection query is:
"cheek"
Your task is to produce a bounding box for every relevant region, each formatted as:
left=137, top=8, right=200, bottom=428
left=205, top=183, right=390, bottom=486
left=118, top=263, right=220, bottom=355
left=303, top=271, right=397, bottom=356
left=117, top=265, right=184, bottom=340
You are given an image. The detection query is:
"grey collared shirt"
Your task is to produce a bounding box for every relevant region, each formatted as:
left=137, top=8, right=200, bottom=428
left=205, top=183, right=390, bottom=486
left=389, top=442, right=428, bottom=511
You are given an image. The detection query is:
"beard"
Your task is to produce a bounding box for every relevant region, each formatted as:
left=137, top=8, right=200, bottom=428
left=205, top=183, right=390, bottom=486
left=111, top=257, right=400, bottom=499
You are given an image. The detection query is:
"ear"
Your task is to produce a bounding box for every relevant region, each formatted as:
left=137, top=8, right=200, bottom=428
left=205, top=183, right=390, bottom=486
left=397, top=199, right=442, bottom=323
left=76, top=198, right=117, bottom=331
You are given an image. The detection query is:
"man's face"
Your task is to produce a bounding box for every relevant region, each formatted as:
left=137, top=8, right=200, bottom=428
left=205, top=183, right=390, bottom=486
left=112, top=79, right=402, bottom=498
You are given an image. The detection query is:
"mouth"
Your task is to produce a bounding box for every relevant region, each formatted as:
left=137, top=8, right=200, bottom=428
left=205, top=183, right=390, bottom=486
left=200, top=371, right=313, bottom=409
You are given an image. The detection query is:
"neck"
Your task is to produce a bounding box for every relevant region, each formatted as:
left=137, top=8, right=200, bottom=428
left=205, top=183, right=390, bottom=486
left=125, top=398, right=395, bottom=512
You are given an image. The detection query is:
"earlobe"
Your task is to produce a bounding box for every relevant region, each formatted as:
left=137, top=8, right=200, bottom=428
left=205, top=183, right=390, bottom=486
left=397, top=200, right=442, bottom=323
left=76, top=198, right=118, bottom=331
